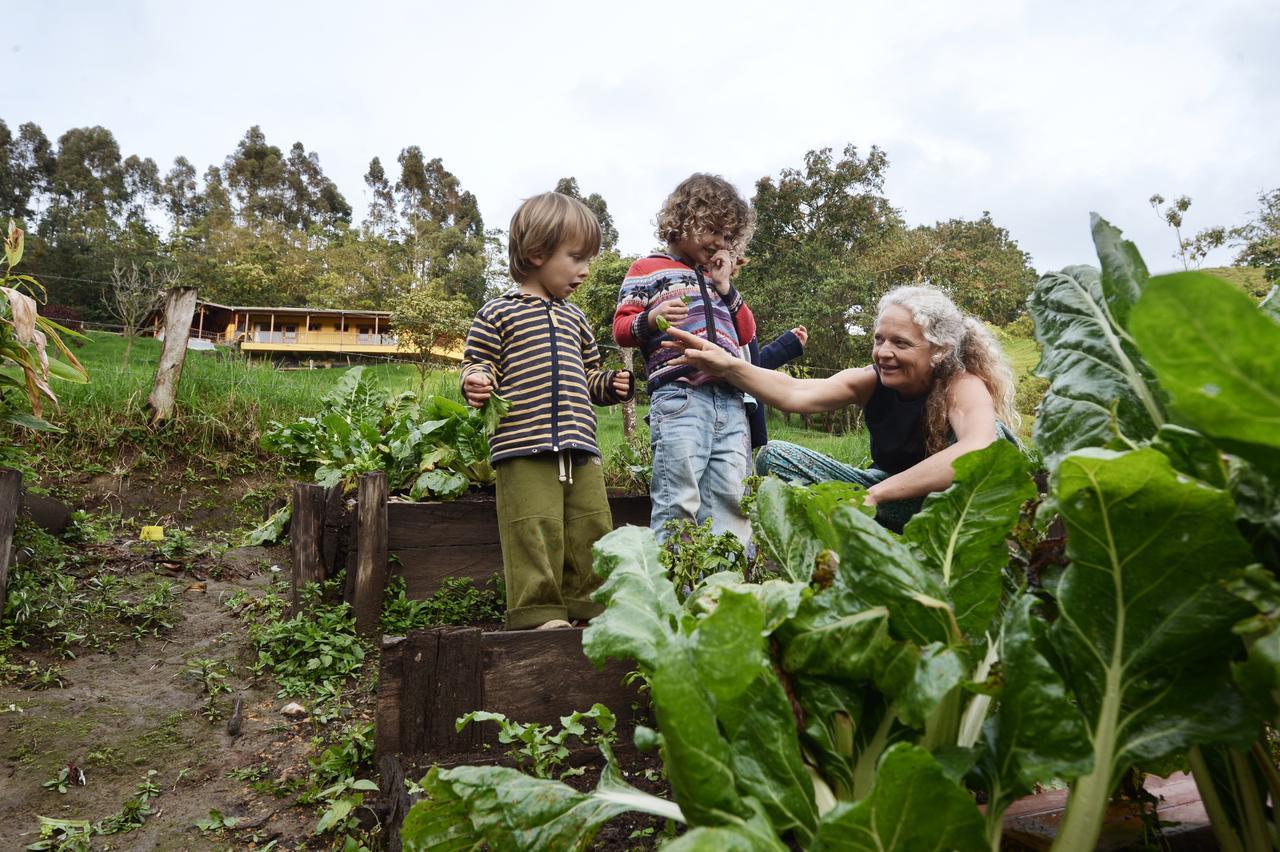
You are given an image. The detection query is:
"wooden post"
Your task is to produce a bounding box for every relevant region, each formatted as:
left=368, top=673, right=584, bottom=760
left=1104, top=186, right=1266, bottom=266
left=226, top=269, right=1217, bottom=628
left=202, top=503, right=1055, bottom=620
left=290, top=483, right=326, bottom=612
left=352, top=471, right=389, bottom=635
left=0, top=468, right=22, bottom=619
left=621, top=347, right=637, bottom=439
left=147, top=287, right=199, bottom=426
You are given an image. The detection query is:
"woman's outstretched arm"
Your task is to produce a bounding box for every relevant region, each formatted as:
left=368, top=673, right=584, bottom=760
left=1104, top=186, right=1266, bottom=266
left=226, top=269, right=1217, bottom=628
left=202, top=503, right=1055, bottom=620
left=663, top=326, right=876, bottom=413
left=865, top=372, right=999, bottom=505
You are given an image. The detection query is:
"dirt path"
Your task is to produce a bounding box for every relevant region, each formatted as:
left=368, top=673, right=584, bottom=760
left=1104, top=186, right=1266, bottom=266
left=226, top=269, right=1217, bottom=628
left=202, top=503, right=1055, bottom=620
left=1, top=535, right=348, bottom=849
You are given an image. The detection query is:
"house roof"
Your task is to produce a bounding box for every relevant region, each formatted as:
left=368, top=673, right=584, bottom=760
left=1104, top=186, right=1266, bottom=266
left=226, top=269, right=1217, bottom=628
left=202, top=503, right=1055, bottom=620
left=197, top=299, right=391, bottom=318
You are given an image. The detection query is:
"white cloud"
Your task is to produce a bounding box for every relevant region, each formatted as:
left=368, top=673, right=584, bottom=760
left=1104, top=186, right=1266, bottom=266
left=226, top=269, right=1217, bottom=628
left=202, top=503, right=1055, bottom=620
left=9, top=0, right=1278, bottom=277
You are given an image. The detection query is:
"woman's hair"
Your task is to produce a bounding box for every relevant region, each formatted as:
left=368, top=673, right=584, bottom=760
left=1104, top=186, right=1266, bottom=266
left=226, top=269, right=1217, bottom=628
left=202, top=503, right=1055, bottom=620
left=876, top=285, right=1018, bottom=454
left=655, top=173, right=756, bottom=255
left=508, top=192, right=601, bottom=283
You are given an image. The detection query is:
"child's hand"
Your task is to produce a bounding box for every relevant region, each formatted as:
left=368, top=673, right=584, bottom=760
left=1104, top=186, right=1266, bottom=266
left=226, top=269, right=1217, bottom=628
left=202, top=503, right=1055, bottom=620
left=613, top=370, right=633, bottom=399
left=707, top=250, right=736, bottom=293
left=463, top=372, right=494, bottom=408
left=648, top=298, right=690, bottom=332
left=792, top=326, right=808, bottom=347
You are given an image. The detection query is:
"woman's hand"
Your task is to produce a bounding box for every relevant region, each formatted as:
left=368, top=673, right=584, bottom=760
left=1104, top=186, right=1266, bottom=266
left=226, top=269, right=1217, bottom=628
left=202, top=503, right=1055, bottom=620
left=661, top=326, right=737, bottom=377
left=647, top=299, right=690, bottom=331
left=707, top=250, right=736, bottom=294
left=792, top=326, right=808, bottom=347
left=463, top=372, right=493, bottom=408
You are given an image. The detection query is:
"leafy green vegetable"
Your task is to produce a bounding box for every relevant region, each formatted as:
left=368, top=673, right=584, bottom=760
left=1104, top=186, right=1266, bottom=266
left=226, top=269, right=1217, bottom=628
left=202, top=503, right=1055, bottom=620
left=481, top=388, right=511, bottom=436
left=261, top=366, right=495, bottom=501
left=1028, top=217, right=1166, bottom=464
left=1130, top=271, right=1280, bottom=477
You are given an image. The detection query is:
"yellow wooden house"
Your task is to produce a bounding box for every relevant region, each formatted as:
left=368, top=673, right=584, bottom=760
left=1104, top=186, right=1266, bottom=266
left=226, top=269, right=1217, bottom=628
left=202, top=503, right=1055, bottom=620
left=158, top=300, right=463, bottom=364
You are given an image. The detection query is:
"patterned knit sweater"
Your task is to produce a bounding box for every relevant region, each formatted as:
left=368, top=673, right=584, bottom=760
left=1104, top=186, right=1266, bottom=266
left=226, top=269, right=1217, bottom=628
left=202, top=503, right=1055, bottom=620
left=461, top=292, right=630, bottom=463
left=611, top=254, right=756, bottom=391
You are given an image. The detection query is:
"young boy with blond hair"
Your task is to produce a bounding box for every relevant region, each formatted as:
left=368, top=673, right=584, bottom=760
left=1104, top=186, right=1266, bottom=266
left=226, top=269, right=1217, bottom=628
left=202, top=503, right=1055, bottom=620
left=612, top=173, right=757, bottom=545
left=462, top=192, right=633, bottom=631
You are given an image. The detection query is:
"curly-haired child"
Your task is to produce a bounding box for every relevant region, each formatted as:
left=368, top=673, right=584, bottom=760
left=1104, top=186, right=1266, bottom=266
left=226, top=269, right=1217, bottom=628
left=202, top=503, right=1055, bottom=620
left=611, top=173, right=757, bottom=545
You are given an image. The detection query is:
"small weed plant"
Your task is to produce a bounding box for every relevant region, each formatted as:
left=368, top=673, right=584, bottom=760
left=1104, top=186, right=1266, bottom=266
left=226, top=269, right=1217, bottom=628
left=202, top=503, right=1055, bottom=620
left=659, top=518, right=748, bottom=598
left=228, top=577, right=365, bottom=704
left=380, top=575, right=505, bottom=633
left=455, top=704, right=617, bottom=780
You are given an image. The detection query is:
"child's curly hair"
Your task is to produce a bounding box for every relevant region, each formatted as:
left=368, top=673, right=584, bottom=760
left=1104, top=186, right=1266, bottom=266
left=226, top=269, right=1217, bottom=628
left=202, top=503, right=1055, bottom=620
left=655, top=173, right=756, bottom=255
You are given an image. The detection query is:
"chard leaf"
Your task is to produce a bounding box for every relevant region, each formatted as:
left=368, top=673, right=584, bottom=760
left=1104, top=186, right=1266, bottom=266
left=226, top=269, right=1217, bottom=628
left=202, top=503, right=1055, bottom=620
left=583, top=526, right=682, bottom=671
left=649, top=652, right=751, bottom=825
left=1028, top=262, right=1165, bottom=465
left=812, top=743, right=987, bottom=852
left=402, top=757, right=682, bottom=851
left=690, top=588, right=767, bottom=704
left=976, top=595, right=1091, bottom=829
left=585, top=526, right=749, bottom=826
left=1044, top=448, right=1257, bottom=848
left=903, top=440, right=1035, bottom=637
left=1091, top=212, right=1149, bottom=329
left=717, top=672, right=820, bottom=844
left=830, top=506, right=956, bottom=646
left=480, top=389, right=511, bottom=436
left=1150, top=424, right=1228, bottom=488
left=659, top=799, right=788, bottom=851
left=751, top=477, right=828, bottom=583
left=1130, top=271, right=1280, bottom=477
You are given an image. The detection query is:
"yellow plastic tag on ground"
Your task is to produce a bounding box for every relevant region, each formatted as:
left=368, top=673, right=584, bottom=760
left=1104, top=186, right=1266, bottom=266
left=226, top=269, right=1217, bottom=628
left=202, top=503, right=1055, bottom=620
left=140, top=525, right=165, bottom=541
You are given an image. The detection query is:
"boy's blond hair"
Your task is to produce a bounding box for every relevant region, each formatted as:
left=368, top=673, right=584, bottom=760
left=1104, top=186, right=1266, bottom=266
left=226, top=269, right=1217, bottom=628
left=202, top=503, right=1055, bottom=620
left=655, top=173, right=756, bottom=255
left=508, top=192, right=602, bottom=283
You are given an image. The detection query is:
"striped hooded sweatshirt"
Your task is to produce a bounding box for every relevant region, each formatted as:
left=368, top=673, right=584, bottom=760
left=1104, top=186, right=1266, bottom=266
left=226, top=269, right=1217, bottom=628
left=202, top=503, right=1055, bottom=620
left=462, top=292, right=631, bottom=464
left=612, top=254, right=756, bottom=391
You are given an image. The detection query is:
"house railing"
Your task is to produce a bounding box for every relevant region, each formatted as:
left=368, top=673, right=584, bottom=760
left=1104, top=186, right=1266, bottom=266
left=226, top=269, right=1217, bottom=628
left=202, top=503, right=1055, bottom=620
left=247, top=330, right=399, bottom=346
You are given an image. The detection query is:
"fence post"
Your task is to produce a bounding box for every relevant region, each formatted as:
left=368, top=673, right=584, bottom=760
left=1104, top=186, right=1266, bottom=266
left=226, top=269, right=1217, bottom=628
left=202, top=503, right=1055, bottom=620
left=290, top=483, right=326, bottom=612
left=352, top=471, right=388, bottom=635
left=147, top=286, right=199, bottom=426
left=0, top=468, right=22, bottom=619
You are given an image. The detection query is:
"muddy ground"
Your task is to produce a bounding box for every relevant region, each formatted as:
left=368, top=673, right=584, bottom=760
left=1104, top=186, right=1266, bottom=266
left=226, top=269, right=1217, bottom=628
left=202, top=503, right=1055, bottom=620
left=1, top=469, right=670, bottom=851
left=1, top=471, right=369, bottom=850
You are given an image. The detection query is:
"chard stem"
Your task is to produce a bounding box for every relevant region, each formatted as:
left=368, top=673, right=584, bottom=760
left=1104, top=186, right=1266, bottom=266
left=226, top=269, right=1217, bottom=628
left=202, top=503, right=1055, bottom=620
left=1189, top=745, right=1246, bottom=852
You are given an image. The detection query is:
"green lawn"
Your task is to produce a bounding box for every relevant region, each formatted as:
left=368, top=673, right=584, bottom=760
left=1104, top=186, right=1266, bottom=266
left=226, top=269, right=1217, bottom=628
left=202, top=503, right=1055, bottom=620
left=45, top=332, right=870, bottom=471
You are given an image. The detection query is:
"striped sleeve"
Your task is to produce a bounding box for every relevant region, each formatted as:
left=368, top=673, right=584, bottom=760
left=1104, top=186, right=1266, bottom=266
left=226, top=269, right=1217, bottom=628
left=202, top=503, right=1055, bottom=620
left=577, top=308, right=619, bottom=405
left=612, top=258, right=656, bottom=348
left=461, top=305, right=502, bottom=391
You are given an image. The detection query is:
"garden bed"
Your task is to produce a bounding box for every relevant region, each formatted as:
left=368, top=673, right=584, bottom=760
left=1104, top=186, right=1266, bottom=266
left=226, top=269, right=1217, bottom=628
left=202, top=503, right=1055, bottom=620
left=374, top=625, right=643, bottom=767
left=288, top=472, right=650, bottom=632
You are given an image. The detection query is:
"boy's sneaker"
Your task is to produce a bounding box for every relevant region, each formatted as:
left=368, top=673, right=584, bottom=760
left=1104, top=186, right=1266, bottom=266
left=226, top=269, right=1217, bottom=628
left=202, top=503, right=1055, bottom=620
left=535, top=619, right=572, bottom=630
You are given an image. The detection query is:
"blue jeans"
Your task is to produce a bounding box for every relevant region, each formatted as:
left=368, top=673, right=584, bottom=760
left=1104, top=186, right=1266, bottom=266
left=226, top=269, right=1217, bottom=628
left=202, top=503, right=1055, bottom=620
left=648, top=382, right=752, bottom=546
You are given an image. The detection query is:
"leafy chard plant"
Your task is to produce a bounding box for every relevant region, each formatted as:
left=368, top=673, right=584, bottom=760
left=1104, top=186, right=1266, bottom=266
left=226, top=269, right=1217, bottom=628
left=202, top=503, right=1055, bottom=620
left=261, top=366, right=496, bottom=500
left=399, top=215, right=1280, bottom=852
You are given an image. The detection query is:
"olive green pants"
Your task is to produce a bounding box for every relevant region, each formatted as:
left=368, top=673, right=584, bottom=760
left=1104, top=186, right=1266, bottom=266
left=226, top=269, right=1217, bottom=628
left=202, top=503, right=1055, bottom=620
left=495, top=454, right=611, bottom=629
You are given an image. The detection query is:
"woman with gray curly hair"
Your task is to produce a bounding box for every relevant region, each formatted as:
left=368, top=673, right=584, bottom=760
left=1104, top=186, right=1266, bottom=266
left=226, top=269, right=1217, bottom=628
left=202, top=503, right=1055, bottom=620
left=662, top=285, right=1020, bottom=531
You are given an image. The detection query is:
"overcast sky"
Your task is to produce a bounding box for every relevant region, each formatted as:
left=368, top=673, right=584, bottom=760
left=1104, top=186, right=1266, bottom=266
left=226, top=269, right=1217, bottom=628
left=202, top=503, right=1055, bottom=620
left=11, top=0, right=1278, bottom=274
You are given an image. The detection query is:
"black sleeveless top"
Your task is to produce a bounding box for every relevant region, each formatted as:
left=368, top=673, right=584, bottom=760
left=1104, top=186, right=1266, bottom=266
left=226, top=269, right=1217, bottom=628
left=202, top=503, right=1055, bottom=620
left=864, top=372, right=928, bottom=474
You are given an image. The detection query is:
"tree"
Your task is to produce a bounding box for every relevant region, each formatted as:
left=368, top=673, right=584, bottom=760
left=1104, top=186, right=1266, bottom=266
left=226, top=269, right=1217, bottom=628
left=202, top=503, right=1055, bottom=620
left=1233, top=187, right=1280, bottom=286
left=106, top=260, right=170, bottom=368
left=0, top=121, right=53, bottom=221
left=554, top=177, right=619, bottom=251
left=362, top=157, right=397, bottom=238
left=912, top=213, right=1038, bottom=325
left=224, top=125, right=286, bottom=224
left=161, top=156, right=200, bottom=232
left=389, top=284, right=474, bottom=391
left=394, top=147, right=487, bottom=306
left=1149, top=193, right=1226, bottom=271
left=739, top=143, right=902, bottom=371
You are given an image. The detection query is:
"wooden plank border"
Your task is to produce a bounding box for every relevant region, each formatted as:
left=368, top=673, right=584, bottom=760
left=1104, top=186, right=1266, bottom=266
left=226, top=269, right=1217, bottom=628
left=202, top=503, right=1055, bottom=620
left=375, top=626, right=643, bottom=764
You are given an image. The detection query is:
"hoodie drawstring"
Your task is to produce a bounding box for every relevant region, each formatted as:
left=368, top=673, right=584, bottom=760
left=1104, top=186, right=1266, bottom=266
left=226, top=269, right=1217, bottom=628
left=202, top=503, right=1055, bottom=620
left=557, top=450, right=574, bottom=485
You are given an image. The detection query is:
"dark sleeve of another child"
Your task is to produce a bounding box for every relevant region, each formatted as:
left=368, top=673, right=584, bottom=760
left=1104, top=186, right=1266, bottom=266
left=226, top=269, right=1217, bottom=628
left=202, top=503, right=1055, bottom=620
left=758, top=330, right=803, bottom=371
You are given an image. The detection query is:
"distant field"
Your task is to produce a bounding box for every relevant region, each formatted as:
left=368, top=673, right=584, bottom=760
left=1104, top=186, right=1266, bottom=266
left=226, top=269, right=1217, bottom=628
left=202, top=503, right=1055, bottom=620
left=45, top=332, right=873, bottom=469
